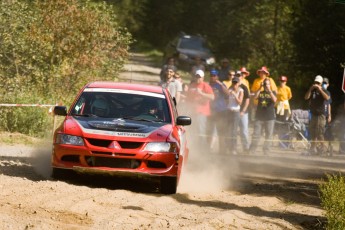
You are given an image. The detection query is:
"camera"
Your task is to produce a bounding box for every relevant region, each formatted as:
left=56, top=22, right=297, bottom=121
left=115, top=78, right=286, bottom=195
left=262, top=80, right=268, bottom=87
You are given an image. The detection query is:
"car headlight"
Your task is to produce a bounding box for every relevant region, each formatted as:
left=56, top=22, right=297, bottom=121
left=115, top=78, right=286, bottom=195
left=206, top=57, right=215, bottom=65
left=56, top=134, right=84, bottom=146
left=144, top=142, right=177, bottom=153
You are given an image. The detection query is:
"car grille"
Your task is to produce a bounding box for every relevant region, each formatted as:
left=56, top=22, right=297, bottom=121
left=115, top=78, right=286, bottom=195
left=87, top=138, right=112, bottom=147
left=86, top=138, right=143, bottom=149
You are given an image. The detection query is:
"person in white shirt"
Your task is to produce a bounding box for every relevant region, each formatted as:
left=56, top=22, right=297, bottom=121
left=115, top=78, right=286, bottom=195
left=159, top=67, right=182, bottom=104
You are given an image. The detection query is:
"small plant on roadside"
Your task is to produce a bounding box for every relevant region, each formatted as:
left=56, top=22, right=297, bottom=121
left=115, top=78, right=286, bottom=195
left=319, top=173, right=345, bottom=230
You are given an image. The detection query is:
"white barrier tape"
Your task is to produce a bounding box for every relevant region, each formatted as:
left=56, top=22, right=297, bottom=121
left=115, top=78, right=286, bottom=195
left=0, top=103, right=56, bottom=107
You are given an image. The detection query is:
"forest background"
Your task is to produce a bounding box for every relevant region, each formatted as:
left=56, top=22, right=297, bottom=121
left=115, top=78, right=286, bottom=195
left=0, top=0, right=345, bottom=136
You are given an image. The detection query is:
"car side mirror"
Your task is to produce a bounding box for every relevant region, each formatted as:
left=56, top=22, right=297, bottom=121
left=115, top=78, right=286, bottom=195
left=176, top=116, right=191, bottom=126
left=54, top=106, right=67, bottom=116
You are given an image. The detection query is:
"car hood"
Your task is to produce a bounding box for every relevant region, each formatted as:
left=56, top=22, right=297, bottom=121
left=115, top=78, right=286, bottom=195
left=177, top=47, right=213, bottom=59
left=62, top=116, right=172, bottom=139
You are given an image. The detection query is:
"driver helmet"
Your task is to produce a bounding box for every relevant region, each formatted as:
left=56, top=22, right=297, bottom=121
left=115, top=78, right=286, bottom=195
left=91, top=98, right=109, bottom=117
left=144, top=98, right=158, bottom=115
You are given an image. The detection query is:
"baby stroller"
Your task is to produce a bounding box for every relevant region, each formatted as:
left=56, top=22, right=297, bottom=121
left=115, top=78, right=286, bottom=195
left=277, top=109, right=311, bottom=151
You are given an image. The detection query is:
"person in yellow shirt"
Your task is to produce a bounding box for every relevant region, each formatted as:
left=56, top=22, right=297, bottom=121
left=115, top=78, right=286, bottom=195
left=250, top=66, right=277, bottom=121
left=275, top=76, right=292, bottom=121
left=240, top=67, right=250, bottom=91
left=251, top=66, right=277, bottom=95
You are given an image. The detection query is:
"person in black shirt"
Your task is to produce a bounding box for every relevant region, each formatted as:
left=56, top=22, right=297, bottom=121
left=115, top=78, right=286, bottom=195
left=237, top=71, right=250, bottom=153
left=249, top=78, right=277, bottom=154
left=304, top=75, right=330, bottom=154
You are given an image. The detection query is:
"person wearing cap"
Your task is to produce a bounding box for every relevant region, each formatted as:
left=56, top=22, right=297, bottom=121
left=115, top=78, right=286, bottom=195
left=159, top=67, right=182, bottom=104
left=249, top=78, right=277, bottom=155
left=226, top=75, right=244, bottom=155
left=218, top=58, right=232, bottom=82
left=275, top=76, right=292, bottom=122
left=250, top=66, right=277, bottom=121
left=240, top=67, right=251, bottom=91
left=207, top=69, right=229, bottom=153
left=187, top=69, right=215, bottom=153
left=304, top=75, right=330, bottom=155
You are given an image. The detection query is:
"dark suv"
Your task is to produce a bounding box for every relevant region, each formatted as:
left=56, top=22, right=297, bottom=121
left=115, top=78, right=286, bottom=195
left=163, top=33, right=216, bottom=70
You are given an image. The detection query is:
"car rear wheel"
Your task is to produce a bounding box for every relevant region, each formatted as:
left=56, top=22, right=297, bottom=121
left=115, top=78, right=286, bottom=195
left=160, top=176, right=177, bottom=194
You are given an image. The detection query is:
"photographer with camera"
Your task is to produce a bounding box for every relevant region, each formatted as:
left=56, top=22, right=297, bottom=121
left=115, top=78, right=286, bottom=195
left=304, top=75, right=330, bottom=155
left=249, top=78, right=277, bottom=155
left=250, top=66, right=277, bottom=122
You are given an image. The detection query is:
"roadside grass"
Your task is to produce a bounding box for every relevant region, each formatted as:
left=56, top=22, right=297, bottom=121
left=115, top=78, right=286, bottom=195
left=0, top=131, right=43, bottom=146
left=319, top=173, right=345, bottom=229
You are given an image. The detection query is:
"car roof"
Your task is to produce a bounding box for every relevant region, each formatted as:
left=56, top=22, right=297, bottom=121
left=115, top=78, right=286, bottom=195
left=86, top=81, right=164, bottom=94
left=180, top=34, right=204, bottom=40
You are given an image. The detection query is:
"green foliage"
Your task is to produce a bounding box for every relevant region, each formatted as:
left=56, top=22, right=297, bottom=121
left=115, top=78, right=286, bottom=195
left=319, top=174, right=345, bottom=230
left=0, top=0, right=132, bottom=136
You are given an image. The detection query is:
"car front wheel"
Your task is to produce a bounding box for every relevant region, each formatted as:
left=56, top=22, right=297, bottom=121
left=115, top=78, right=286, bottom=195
left=160, top=176, right=177, bottom=194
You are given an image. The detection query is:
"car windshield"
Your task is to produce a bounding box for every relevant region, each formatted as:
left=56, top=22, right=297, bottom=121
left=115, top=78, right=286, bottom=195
left=70, top=90, right=171, bottom=123
left=178, top=37, right=210, bottom=52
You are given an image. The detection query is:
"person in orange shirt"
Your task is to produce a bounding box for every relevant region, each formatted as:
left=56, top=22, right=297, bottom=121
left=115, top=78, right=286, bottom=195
left=186, top=70, right=215, bottom=153
left=275, top=76, right=292, bottom=121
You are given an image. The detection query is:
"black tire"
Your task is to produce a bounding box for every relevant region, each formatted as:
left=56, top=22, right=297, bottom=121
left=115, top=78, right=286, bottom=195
left=160, top=177, right=177, bottom=194
left=51, top=168, right=69, bottom=180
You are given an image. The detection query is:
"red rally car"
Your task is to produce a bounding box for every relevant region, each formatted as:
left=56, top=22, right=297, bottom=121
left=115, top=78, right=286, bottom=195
left=52, top=82, right=191, bottom=194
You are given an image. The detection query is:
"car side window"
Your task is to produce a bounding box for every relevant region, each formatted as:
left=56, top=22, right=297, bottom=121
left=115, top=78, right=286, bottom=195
left=72, top=97, right=86, bottom=115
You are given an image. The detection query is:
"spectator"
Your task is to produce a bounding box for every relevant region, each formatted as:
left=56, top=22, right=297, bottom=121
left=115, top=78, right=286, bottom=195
left=160, top=57, right=177, bottom=82
left=227, top=76, right=244, bottom=155
left=218, top=58, right=232, bottom=81
left=159, top=67, right=182, bottom=104
left=174, top=71, right=183, bottom=83
left=322, top=78, right=332, bottom=124
left=276, top=76, right=292, bottom=121
left=240, top=67, right=251, bottom=91
left=190, top=56, right=206, bottom=78
left=250, top=66, right=277, bottom=121
left=304, top=75, right=330, bottom=155
left=249, top=78, right=277, bottom=155
left=206, top=69, right=229, bottom=153
left=237, top=71, right=251, bottom=153
left=186, top=70, right=214, bottom=152
left=223, top=70, right=235, bottom=89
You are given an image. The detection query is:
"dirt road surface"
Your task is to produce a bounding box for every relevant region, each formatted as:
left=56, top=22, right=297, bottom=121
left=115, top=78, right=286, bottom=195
left=1, top=54, right=345, bottom=229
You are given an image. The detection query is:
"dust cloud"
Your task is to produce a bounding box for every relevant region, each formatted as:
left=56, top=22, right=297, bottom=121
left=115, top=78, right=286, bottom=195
left=178, top=134, right=241, bottom=194
left=29, top=141, right=53, bottom=179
